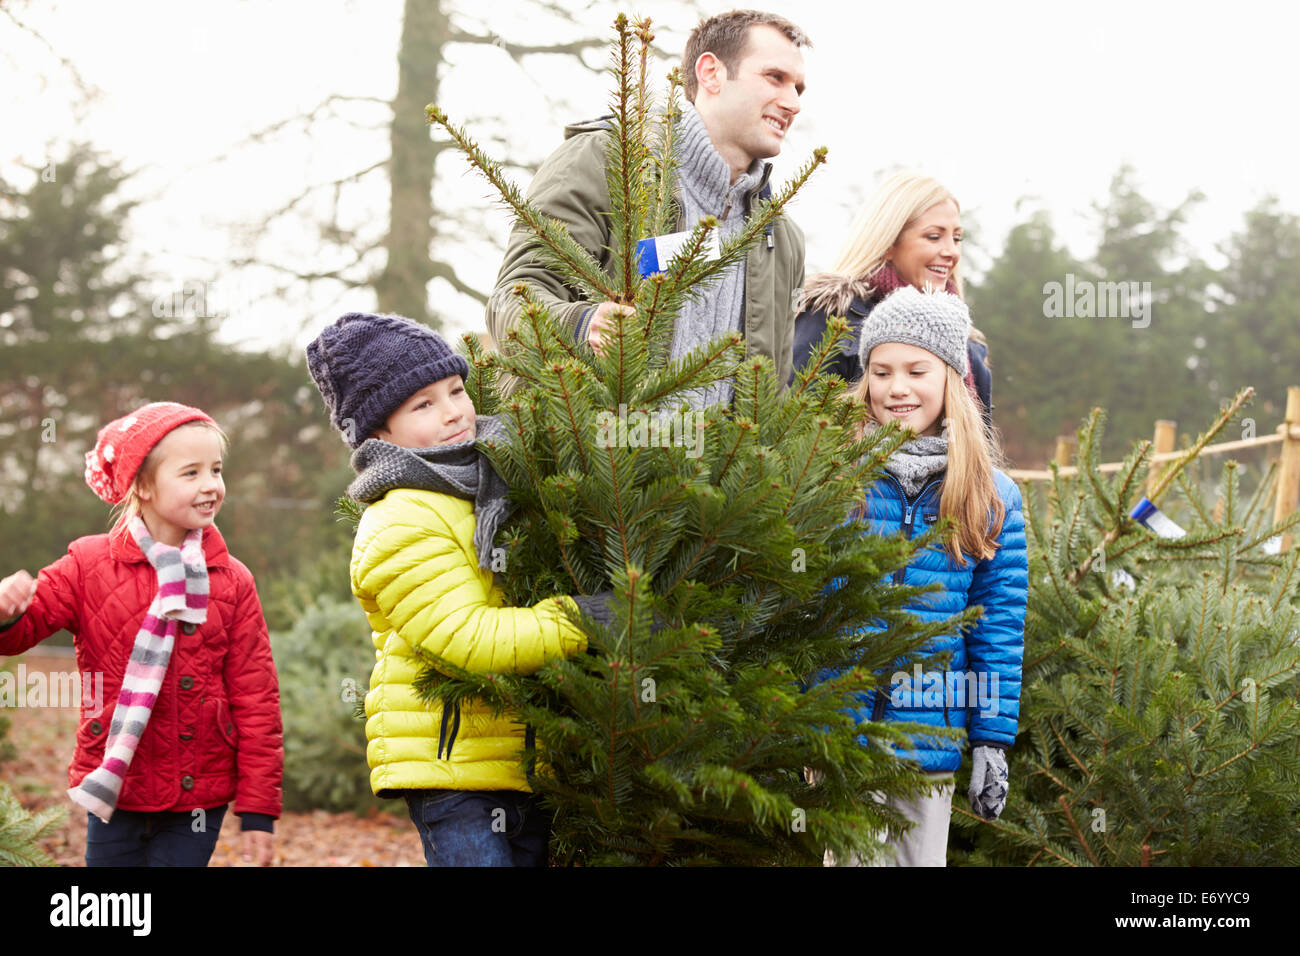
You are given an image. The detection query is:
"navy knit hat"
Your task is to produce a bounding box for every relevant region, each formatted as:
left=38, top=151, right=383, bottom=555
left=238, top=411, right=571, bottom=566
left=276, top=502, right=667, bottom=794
left=306, top=312, right=470, bottom=448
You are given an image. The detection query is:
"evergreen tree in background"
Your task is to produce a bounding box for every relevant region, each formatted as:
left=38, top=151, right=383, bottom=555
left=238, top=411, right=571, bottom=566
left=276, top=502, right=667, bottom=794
left=964, top=209, right=1089, bottom=464
left=966, top=168, right=1211, bottom=466
left=953, top=388, right=1300, bottom=865
left=1210, top=198, right=1300, bottom=424
left=0, top=144, right=356, bottom=607
left=416, top=16, right=960, bottom=865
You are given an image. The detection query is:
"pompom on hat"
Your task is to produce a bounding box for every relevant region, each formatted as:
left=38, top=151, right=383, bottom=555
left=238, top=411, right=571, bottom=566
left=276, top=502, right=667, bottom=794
left=857, top=285, right=972, bottom=377
left=84, top=402, right=216, bottom=505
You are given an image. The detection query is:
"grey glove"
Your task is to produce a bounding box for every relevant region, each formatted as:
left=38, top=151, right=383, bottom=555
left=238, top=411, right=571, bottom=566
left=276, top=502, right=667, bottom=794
left=968, top=745, right=1009, bottom=820
left=570, top=591, right=667, bottom=656
left=571, top=591, right=617, bottom=628
left=571, top=591, right=616, bottom=656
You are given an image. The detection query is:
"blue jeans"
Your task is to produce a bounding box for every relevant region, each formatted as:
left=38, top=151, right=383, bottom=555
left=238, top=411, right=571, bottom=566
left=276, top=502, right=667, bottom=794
left=403, top=790, right=550, bottom=867
left=85, top=805, right=228, bottom=867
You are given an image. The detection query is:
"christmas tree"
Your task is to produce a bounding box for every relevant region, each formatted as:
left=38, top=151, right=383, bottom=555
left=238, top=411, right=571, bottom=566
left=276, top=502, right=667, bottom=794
left=0, top=782, right=64, bottom=867
left=415, top=16, right=963, bottom=865
left=953, top=388, right=1300, bottom=865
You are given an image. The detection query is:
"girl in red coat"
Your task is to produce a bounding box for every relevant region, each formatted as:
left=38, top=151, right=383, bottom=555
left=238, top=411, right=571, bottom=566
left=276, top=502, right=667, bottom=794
left=0, top=402, right=282, bottom=866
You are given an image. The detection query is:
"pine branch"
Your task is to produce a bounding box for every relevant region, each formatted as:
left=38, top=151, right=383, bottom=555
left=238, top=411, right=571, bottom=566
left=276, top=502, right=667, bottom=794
left=1175, top=468, right=1217, bottom=528
left=1148, top=387, right=1254, bottom=505
left=1241, top=459, right=1279, bottom=529
left=1237, top=508, right=1300, bottom=555
left=666, top=148, right=828, bottom=300
left=651, top=68, right=683, bottom=237
left=426, top=105, right=619, bottom=304
left=605, top=14, right=651, bottom=302
left=634, top=332, right=745, bottom=406
left=334, top=495, right=364, bottom=529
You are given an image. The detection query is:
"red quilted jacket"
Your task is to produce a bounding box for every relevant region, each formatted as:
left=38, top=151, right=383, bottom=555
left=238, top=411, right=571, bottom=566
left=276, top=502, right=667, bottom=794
left=0, top=523, right=283, bottom=819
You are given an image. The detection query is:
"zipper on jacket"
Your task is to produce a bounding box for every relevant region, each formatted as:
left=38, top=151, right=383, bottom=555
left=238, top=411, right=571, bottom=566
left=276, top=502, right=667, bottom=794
left=523, top=724, right=537, bottom=784
left=884, top=475, right=943, bottom=584
left=740, top=177, right=776, bottom=248
left=437, top=701, right=461, bottom=761
left=437, top=704, right=451, bottom=760
left=446, top=702, right=461, bottom=760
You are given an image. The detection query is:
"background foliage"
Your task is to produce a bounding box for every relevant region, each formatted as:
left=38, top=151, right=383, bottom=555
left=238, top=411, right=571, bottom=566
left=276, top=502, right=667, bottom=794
left=952, top=399, right=1300, bottom=865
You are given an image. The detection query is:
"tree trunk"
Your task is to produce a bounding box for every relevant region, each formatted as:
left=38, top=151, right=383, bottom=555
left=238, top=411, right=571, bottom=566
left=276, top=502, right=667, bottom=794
left=376, top=0, right=447, bottom=327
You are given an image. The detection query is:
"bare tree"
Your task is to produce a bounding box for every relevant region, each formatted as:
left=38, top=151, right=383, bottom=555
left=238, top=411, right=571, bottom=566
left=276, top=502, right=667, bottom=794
left=214, top=0, right=657, bottom=332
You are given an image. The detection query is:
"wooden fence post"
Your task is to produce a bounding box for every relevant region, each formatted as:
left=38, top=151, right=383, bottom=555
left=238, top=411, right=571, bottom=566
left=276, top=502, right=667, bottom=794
left=1274, top=387, right=1300, bottom=551
left=1054, top=436, right=1077, bottom=470
left=1148, top=420, right=1177, bottom=499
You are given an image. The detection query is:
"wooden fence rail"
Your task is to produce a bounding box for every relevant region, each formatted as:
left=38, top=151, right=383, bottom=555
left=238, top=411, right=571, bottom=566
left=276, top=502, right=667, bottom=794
left=1007, top=386, right=1300, bottom=551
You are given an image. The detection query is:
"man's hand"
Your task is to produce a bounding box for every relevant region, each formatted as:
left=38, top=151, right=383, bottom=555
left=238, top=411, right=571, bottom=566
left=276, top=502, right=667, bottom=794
left=241, top=829, right=274, bottom=866
left=586, top=301, right=634, bottom=357
left=0, top=570, right=36, bottom=620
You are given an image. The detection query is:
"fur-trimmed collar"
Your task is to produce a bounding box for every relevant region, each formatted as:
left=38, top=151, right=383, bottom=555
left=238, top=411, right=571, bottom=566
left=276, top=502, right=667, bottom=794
left=796, top=272, right=878, bottom=317
left=798, top=271, right=988, bottom=347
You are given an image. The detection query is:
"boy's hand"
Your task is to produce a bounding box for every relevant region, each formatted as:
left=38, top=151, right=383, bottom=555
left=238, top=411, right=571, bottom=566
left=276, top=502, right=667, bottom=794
left=586, top=301, right=634, bottom=357
left=241, top=829, right=273, bottom=866
left=0, top=570, right=36, bottom=620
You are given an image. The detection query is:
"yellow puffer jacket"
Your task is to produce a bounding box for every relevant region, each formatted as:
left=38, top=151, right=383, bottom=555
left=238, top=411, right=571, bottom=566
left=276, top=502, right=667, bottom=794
left=350, top=487, right=587, bottom=795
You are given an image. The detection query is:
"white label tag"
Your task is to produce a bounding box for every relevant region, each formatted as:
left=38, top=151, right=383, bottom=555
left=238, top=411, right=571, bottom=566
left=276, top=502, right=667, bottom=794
left=1145, top=508, right=1186, bottom=539
left=636, top=228, right=722, bottom=276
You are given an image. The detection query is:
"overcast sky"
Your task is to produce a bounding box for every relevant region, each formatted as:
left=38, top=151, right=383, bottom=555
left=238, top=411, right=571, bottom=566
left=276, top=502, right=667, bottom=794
left=5, top=0, right=1299, bottom=352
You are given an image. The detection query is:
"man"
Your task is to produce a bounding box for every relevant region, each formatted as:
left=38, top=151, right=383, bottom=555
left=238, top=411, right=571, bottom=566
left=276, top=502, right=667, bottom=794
left=486, top=10, right=810, bottom=402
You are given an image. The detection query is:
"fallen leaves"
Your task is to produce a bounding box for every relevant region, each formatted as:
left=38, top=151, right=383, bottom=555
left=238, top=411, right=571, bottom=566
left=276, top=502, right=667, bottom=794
left=2, top=654, right=425, bottom=867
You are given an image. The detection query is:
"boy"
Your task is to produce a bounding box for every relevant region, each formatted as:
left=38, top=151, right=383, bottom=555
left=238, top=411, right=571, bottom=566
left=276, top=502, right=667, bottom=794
left=306, top=311, right=607, bottom=866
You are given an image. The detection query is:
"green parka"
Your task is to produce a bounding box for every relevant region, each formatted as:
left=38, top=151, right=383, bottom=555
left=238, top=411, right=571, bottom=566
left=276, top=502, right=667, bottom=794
left=487, top=118, right=805, bottom=388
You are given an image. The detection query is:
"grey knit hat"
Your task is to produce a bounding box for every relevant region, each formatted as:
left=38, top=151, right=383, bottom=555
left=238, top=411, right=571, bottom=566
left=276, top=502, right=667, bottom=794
left=306, top=312, right=470, bottom=448
left=857, top=286, right=971, bottom=376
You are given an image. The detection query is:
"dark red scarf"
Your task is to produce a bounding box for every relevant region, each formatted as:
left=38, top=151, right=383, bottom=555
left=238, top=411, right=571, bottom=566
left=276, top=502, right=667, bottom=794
left=866, top=261, right=960, bottom=302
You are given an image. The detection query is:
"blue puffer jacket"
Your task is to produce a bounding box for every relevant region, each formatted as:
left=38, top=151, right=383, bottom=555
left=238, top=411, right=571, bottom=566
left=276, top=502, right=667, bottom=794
left=847, top=468, right=1028, bottom=772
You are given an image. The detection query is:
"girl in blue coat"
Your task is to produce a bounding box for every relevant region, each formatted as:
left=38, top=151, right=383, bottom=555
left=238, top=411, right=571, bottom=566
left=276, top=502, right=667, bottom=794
left=839, top=285, right=1027, bottom=866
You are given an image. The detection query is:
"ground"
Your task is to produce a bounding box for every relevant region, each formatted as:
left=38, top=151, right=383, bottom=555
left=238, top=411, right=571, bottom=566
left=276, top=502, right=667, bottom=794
left=1, top=652, right=426, bottom=867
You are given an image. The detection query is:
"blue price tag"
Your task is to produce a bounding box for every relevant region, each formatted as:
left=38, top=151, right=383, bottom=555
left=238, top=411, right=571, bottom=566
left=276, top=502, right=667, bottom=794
left=635, top=229, right=721, bottom=277
left=1130, top=497, right=1186, bottom=539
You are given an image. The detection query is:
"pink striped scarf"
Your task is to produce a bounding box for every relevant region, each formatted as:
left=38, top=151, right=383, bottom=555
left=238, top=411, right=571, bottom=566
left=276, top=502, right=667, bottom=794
left=68, top=516, right=209, bottom=822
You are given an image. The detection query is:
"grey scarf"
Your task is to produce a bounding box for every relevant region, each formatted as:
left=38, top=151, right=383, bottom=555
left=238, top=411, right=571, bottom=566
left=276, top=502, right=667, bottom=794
left=348, top=415, right=511, bottom=570
left=865, top=420, right=950, bottom=498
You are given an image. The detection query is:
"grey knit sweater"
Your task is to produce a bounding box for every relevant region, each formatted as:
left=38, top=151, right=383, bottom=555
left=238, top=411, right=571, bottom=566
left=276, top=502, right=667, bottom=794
left=671, top=103, right=763, bottom=409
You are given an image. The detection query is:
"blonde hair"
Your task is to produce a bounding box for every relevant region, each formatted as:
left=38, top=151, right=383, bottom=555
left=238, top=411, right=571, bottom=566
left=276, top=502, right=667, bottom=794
left=830, top=171, right=964, bottom=295
left=109, top=420, right=230, bottom=532
left=801, top=170, right=990, bottom=376
left=851, top=365, right=1004, bottom=565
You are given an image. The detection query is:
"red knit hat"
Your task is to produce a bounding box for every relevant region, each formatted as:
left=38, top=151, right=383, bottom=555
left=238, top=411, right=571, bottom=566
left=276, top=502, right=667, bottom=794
left=84, top=402, right=217, bottom=505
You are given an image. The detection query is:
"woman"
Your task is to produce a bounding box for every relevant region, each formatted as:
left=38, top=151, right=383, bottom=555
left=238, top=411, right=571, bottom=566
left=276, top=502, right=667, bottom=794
left=792, top=171, right=993, bottom=430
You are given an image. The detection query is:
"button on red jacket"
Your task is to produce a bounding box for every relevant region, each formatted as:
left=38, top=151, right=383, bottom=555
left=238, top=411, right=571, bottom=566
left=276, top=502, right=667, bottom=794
left=0, top=523, right=283, bottom=820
